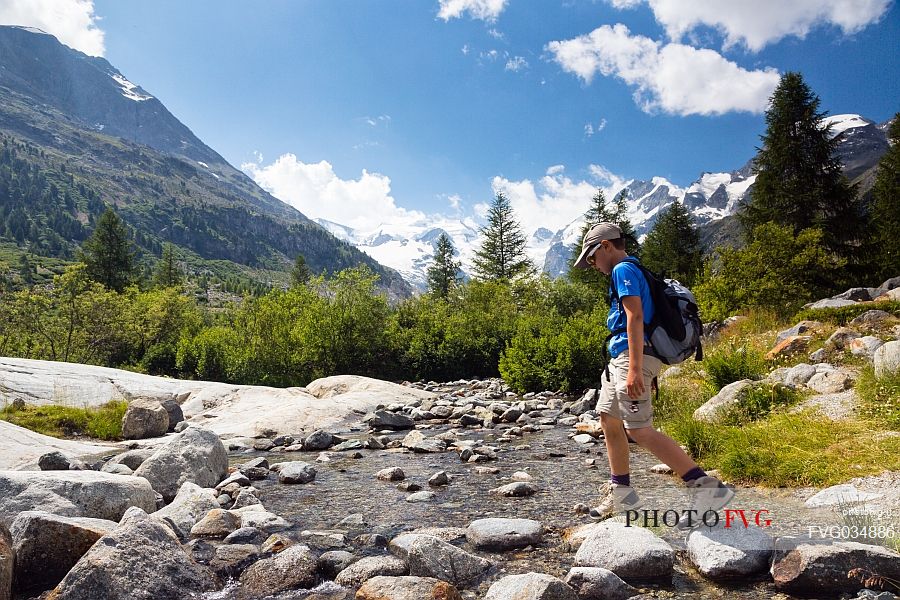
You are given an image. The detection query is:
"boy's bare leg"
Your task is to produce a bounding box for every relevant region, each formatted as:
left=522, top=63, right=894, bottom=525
left=626, top=426, right=698, bottom=477
left=600, top=412, right=631, bottom=476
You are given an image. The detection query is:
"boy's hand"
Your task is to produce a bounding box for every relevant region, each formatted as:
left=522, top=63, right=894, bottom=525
left=626, top=367, right=644, bottom=399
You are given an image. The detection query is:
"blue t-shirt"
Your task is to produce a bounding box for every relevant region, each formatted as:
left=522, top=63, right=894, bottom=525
left=607, top=259, right=654, bottom=358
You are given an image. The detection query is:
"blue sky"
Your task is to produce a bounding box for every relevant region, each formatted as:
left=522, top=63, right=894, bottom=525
left=2, top=0, right=898, bottom=235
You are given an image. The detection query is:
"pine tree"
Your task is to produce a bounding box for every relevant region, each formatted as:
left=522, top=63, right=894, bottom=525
left=290, top=254, right=312, bottom=287
left=612, top=189, right=640, bottom=257
left=80, top=208, right=135, bottom=292
left=871, top=114, right=900, bottom=281
left=641, top=200, right=703, bottom=287
left=426, top=232, right=461, bottom=298
left=568, top=188, right=640, bottom=286
left=152, top=243, right=183, bottom=288
left=741, top=72, right=866, bottom=264
left=472, top=192, right=533, bottom=281
left=17, top=253, right=33, bottom=286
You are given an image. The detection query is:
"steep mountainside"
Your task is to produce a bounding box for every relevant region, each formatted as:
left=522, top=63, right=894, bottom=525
left=0, top=26, right=411, bottom=296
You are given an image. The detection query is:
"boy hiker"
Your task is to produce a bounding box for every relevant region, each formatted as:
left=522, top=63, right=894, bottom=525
left=573, top=222, right=733, bottom=527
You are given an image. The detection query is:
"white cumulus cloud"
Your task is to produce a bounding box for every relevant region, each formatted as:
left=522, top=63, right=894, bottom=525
left=613, top=0, right=892, bottom=52
left=438, top=0, right=508, bottom=21
left=242, top=154, right=425, bottom=233
left=0, top=0, right=105, bottom=56
left=547, top=24, right=780, bottom=116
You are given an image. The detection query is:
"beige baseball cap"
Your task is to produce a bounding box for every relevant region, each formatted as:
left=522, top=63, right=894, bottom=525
left=573, top=222, right=623, bottom=269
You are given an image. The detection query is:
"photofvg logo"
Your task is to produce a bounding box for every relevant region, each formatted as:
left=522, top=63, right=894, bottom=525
left=625, top=508, right=772, bottom=529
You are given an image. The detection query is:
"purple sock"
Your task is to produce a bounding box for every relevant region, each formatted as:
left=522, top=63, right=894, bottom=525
left=610, top=473, right=630, bottom=487
left=681, top=466, right=706, bottom=483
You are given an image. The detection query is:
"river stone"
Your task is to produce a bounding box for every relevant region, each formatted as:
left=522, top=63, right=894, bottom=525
left=388, top=533, right=428, bottom=559
left=692, top=379, right=754, bottom=423
left=231, top=489, right=262, bottom=509
left=190, top=509, right=242, bottom=538
left=784, top=363, right=818, bottom=387
left=406, top=491, right=436, bottom=503
left=152, top=482, right=218, bottom=538
left=224, top=527, right=267, bottom=545
left=376, top=467, right=406, bottom=481
left=160, top=399, right=184, bottom=432
left=47, top=507, right=217, bottom=600
left=407, top=535, right=493, bottom=586
left=133, top=426, right=228, bottom=502
left=303, top=429, right=334, bottom=450
left=771, top=538, right=900, bottom=594
left=9, top=511, right=117, bottom=593
left=364, top=410, right=414, bottom=430
left=804, top=484, right=883, bottom=508
left=121, top=398, right=169, bottom=440
left=563, top=567, right=638, bottom=600
left=38, top=451, right=72, bottom=471
left=806, top=370, right=851, bottom=394
left=357, top=575, right=462, bottom=600
left=318, top=550, right=357, bottom=578
left=466, top=518, right=543, bottom=551
left=276, top=461, right=317, bottom=484
left=428, top=471, right=450, bottom=486
left=104, top=449, right=153, bottom=471
left=401, top=430, right=447, bottom=453
left=574, top=522, right=674, bottom=580
left=210, top=543, right=260, bottom=578
left=0, top=524, right=10, bottom=600
left=484, top=572, right=577, bottom=600
left=686, top=524, right=774, bottom=579
left=334, top=554, right=408, bottom=587
left=874, top=341, right=900, bottom=377
left=0, top=470, right=156, bottom=526
left=234, top=506, right=291, bottom=533
left=489, top=482, right=538, bottom=497
left=237, top=544, right=317, bottom=600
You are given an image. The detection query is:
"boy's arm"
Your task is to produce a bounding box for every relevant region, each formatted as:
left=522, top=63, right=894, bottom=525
left=621, top=295, right=644, bottom=399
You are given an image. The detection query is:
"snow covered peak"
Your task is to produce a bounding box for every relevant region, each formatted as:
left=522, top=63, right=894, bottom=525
left=822, top=114, right=871, bottom=137
left=109, top=72, right=153, bottom=102
left=12, top=26, right=51, bottom=36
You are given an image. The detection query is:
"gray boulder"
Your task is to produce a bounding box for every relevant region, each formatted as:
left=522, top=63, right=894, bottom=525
left=152, top=482, right=218, bottom=538
left=47, top=507, right=217, bottom=600
left=357, top=576, right=462, bottom=600
left=692, top=380, right=755, bottom=423
left=484, top=572, right=577, bottom=600
left=401, top=430, right=447, bottom=453
left=849, top=310, right=894, bottom=327
left=133, top=426, right=228, bottom=502
left=276, top=461, right=317, bottom=484
left=303, top=429, right=334, bottom=450
left=686, top=524, right=774, bottom=579
left=563, top=567, right=638, bottom=600
left=874, top=341, right=900, bottom=377
left=190, top=509, right=242, bottom=539
left=9, top=511, right=116, bottom=593
left=363, top=410, right=414, bottom=430
left=489, top=482, right=538, bottom=497
left=0, top=524, right=12, bottom=600
left=407, top=535, right=493, bottom=586
left=237, top=544, right=317, bottom=600
left=574, top=522, right=674, bottom=580
left=771, top=538, right=900, bottom=594
left=335, top=555, right=408, bottom=587
left=121, top=398, right=169, bottom=440
left=0, top=470, right=156, bottom=526
left=160, top=398, right=184, bottom=432
left=783, top=363, right=818, bottom=387
left=806, top=369, right=852, bottom=394
left=808, top=298, right=857, bottom=310
left=104, top=449, right=153, bottom=471
left=38, top=451, right=72, bottom=471
left=824, top=327, right=862, bottom=350
left=317, top=550, right=357, bottom=578
left=776, top=321, right=822, bottom=344
left=466, top=518, right=543, bottom=551
left=209, top=543, right=260, bottom=579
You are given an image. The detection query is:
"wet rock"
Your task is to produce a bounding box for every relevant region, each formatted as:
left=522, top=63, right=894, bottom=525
left=686, top=523, right=774, bottom=579
left=364, top=410, right=415, bottom=430
left=512, top=471, right=534, bottom=482
left=231, top=489, right=262, bottom=509
left=217, top=471, right=251, bottom=490
left=401, top=431, right=447, bottom=453
left=0, top=523, right=10, bottom=600
left=38, top=451, right=72, bottom=471
left=300, top=530, right=348, bottom=549
left=210, top=543, right=260, bottom=578
left=428, top=471, right=450, bottom=486
left=121, top=398, right=169, bottom=440
left=332, top=439, right=365, bottom=451
left=334, top=554, right=408, bottom=587
left=484, top=572, right=577, bottom=600
left=563, top=567, right=638, bottom=600
left=47, top=507, right=217, bottom=600
left=152, top=482, right=218, bottom=539
left=190, top=509, right=242, bottom=538
left=318, top=550, right=357, bottom=579
left=489, top=482, right=538, bottom=497
left=234, top=507, right=291, bottom=533
left=238, top=544, right=317, bottom=600
left=807, top=370, right=851, bottom=394
left=466, top=518, right=543, bottom=551
left=0, top=470, right=156, bottom=525
left=406, top=491, right=436, bottom=503
left=276, top=461, right=317, bottom=484
left=304, top=429, right=335, bottom=450
left=376, top=467, right=406, bottom=482
left=407, top=535, right=492, bottom=587
left=8, top=511, right=116, bottom=594
left=771, top=538, right=900, bottom=594
left=397, top=481, right=421, bottom=492
left=224, top=527, right=267, bottom=545
left=252, top=438, right=275, bottom=452
left=574, top=522, right=674, bottom=581
left=692, top=379, right=755, bottom=423
left=133, top=426, right=228, bottom=502
left=874, top=341, right=900, bottom=377
left=357, top=576, right=462, bottom=600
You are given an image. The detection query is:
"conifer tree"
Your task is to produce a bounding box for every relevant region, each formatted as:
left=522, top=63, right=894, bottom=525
left=80, top=208, right=135, bottom=292
left=290, top=254, right=312, bottom=287
left=568, top=188, right=639, bottom=286
left=741, top=72, right=866, bottom=264
left=612, top=189, right=640, bottom=257
left=871, top=113, right=900, bottom=281
left=641, top=200, right=703, bottom=287
left=426, top=232, right=461, bottom=298
left=472, top=192, right=533, bottom=281
left=152, top=243, right=183, bottom=288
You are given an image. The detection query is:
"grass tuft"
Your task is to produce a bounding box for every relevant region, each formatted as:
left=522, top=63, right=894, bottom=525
left=0, top=400, right=127, bottom=440
left=856, top=365, right=900, bottom=431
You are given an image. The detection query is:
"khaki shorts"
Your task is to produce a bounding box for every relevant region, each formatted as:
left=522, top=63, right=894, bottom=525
left=596, top=353, right=663, bottom=429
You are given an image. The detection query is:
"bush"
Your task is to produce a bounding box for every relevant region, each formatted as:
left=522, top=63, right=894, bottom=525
left=0, top=400, right=127, bottom=440
left=703, top=341, right=767, bottom=391
left=176, top=326, right=246, bottom=382
left=856, top=365, right=900, bottom=430
left=721, top=382, right=800, bottom=425
left=793, top=300, right=900, bottom=326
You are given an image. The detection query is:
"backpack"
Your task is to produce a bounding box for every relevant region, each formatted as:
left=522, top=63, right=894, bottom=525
left=603, top=257, right=703, bottom=374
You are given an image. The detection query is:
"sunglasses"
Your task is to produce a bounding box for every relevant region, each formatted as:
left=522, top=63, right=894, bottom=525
left=586, top=243, right=603, bottom=266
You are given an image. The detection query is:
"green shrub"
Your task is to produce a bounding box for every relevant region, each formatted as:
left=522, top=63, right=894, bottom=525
left=176, top=326, right=246, bottom=382
left=0, top=400, right=127, bottom=440
left=721, top=383, right=800, bottom=425
left=856, top=365, right=900, bottom=430
left=793, top=300, right=900, bottom=326
left=703, top=341, right=766, bottom=391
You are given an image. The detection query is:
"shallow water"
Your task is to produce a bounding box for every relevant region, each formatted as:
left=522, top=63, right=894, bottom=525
left=207, top=420, right=859, bottom=599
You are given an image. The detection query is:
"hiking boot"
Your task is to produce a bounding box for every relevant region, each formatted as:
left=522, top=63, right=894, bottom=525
left=677, top=475, right=735, bottom=530
left=589, top=482, right=643, bottom=520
